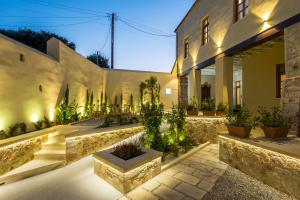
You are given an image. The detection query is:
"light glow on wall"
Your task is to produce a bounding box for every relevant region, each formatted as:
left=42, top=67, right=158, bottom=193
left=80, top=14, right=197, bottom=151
left=31, top=113, right=39, bottom=123
left=49, top=110, right=55, bottom=121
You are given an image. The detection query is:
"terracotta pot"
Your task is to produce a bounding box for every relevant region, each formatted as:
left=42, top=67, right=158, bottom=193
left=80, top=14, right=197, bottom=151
left=203, top=111, right=216, bottom=116
left=187, top=110, right=198, bottom=116
left=216, top=111, right=226, bottom=116
left=227, top=125, right=251, bottom=138
left=263, top=127, right=289, bottom=139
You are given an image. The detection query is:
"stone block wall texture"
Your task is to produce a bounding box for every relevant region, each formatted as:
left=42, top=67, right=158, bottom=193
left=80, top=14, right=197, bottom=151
left=94, top=158, right=161, bottom=193
left=0, top=135, right=46, bottom=175
left=219, top=136, right=300, bottom=199
left=186, top=117, right=227, bottom=144
left=283, top=22, right=300, bottom=131
left=65, top=126, right=144, bottom=163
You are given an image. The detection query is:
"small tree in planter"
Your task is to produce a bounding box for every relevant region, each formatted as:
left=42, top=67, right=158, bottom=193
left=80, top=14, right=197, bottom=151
left=226, top=107, right=254, bottom=138
left=216, top=102, right=227, bottom=116
left=201, top=98, right=216, bottom=116
left=256, top=106, right=293, bottom=139
left=186, top=97, right=198, bottom=116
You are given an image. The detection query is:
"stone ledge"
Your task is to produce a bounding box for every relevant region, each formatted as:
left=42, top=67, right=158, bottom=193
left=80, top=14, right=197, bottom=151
left=94, top=148, right=162, bottom=173
left=219, top=135, right=300, bottom=199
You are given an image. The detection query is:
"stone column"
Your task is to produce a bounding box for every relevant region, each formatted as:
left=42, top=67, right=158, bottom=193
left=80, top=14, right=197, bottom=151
left=283, top=22, right=300, bottom=131
left=188, top=67, right=201, bottom=104
left=215, top=56, right=233, bottom=107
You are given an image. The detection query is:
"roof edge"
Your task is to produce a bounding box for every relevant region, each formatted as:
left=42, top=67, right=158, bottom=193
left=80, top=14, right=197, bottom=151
left=174, top=0, right=200, bottom=32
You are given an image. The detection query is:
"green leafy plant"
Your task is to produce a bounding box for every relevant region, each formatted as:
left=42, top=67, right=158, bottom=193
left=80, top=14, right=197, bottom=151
left=164, top=105, right=191, bottom=156
left=200, top=98, right=215, bottom=111
left=0, top=130, right=7, bottom=139
left=100, top=113, right=115, bottom=128
left=19, top=122, right=27, bottom=134
left=33, top=120, right=44, bottom=130
left=256, top=106, right=293, bottom=128
left=216, top=102, right=227, bottom=112
left=141, top=102, right=164, bottom=151
left=56, top=86, right=81, bottom=124
left=112, top=140, right=144, bottom=160
left=139, top=82, right=146, bottom=107
left=186, top=97, right=198, bottom=111
left=44, top=116, right=51, bottom=128
left=226, top=107, right=254, bottom=130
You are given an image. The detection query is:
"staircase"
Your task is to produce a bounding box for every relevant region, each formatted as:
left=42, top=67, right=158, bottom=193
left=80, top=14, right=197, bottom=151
left=0, top=133, right=66, bottom=185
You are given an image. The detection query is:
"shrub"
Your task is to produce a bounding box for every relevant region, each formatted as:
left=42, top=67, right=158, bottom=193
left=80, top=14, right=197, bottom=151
left=200, top=98, right=215, bottom=111
left=226, top=107, right=253, bottom=130
left=44, top=116, right=51, bottom=128
left=141, top=102, right=164, bottom=151
left=112, top=141, right=144, bottom=160
left=0, top=130, right=7, bottom=139
left=33, top=120, right=44, bottom=130
left=256, top=106, right=293, bottom=128
left=216, top=102, right=227, bottom=112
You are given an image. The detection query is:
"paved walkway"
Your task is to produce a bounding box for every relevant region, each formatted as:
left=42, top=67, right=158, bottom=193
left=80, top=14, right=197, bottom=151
left=0, top=144, right=226, bottom=200
left=123, top=144, right=227, bottom=200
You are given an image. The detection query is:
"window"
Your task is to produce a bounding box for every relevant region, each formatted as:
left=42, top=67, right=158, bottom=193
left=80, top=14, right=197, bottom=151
left=235, top=81, right=241, bottom=106
left=276, top=64, right=286, bottom=98
left=184, top=38, right=189, bottom=59
left=235, top=0, right=249, bottom=22
left=202, top=17, right=209, bottom=45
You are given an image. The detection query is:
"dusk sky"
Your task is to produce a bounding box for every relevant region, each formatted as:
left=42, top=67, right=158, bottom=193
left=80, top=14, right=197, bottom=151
left=0, top=0, right=195, bottom=72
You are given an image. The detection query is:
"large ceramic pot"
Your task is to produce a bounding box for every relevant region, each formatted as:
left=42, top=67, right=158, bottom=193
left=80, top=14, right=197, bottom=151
left=263, top=127, right=289, bottom=139
left=203, top=111, right=216, bottom=116
left=187, top=110, right=199, bottom=116
left=227, top=125, right=251, bottom=138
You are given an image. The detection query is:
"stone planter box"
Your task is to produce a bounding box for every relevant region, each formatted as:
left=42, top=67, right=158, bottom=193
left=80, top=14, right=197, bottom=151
left=263, top=127, right=289, bottom=139
left=93, top=148, right=162, bottom=193
left=216, top=111, right=226, bottom=116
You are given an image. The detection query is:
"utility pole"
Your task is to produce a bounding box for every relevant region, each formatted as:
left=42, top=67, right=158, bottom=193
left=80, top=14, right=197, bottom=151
left=111, top=13, right=115, bottom=69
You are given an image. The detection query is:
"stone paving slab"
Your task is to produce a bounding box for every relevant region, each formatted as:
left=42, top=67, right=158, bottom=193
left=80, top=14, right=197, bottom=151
left=123, top=144, right=227, bottom=200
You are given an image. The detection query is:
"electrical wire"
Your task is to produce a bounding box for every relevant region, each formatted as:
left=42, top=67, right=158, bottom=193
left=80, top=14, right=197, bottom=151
left=0, top=17, right=106, bottom=28
left=117, top=17, right=175, bottom=38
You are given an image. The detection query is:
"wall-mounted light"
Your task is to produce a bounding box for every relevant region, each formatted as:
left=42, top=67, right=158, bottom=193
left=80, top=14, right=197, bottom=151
left=165, top=88, right=172, bottom=95
left=261, top=12, right=271, bottom=31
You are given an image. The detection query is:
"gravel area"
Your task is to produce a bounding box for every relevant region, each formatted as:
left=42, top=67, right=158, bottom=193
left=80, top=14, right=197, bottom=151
left=202, top=166, right=296, bottom=200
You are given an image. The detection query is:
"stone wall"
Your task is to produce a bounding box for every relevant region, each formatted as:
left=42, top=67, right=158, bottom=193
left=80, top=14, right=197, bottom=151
left=283, top=22, right=300, bottom=131
left=219, top=136, right=300, bottom=199
left=0, top=135, right=46, bottom=175
left=65, top=126, right=144, bottom=163
left=186, top=117, right=227, bottom=144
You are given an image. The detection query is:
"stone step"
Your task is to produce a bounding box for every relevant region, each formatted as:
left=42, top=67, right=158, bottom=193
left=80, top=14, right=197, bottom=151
left=34, top=150, right=66, bottom=160
left=48, top=134, right=65, bottom=143
left=0, top=159, right=65, bottom=185
left=42, top=141, right=66, bottom=150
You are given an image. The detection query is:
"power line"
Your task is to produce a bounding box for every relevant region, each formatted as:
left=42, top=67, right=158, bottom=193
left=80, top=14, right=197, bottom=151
left=0, top=15, right=107, bottom=19
left=0, top=17, right=106, bottom=28
left=33, top=0, right=108, bottom=16
left=117, top=17, right=175, bottom=38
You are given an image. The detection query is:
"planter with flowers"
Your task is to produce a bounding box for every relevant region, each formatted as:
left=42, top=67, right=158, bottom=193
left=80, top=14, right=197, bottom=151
left=201, top=98, right=216, bottom=116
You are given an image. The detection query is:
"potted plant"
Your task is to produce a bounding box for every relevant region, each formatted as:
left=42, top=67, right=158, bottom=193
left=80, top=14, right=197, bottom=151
left=256, top=107, right=293, bottom=139
left=186, top=97, right=198, bottom=116
left=201, top=98, right=215, bottom=116
left=93, top=141, right=162, bottom=193
left=216, top=102, right=227, bottom=116
left=226, top=107, right=253, bottom=138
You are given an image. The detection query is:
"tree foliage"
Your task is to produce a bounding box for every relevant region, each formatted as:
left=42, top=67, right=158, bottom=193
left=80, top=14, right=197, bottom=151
left=87, top=52, right=110, bottom=68
left=0, top=28, right=76, bottom=53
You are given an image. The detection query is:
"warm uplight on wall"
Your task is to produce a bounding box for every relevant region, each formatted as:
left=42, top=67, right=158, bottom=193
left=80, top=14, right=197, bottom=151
left=31, top=114, right=39, bottom=123
left=49, top=110, right=55, bottom=121
left=261, top=12, right=271, bottom=31
left=0, top=120, right=3, bottom=130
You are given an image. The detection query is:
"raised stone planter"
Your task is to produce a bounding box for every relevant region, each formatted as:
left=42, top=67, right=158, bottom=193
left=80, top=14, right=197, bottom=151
left=93, top=148, right=162, bottom=193
left=65, top=126, right=144, bottom=163
left=219, top=135, right=300, bottom=199
left=186, top=117, right=227, bottom=144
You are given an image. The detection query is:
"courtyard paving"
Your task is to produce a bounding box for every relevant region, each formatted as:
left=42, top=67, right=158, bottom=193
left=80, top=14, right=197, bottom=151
left=0, top=143, right=294, bottom=200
